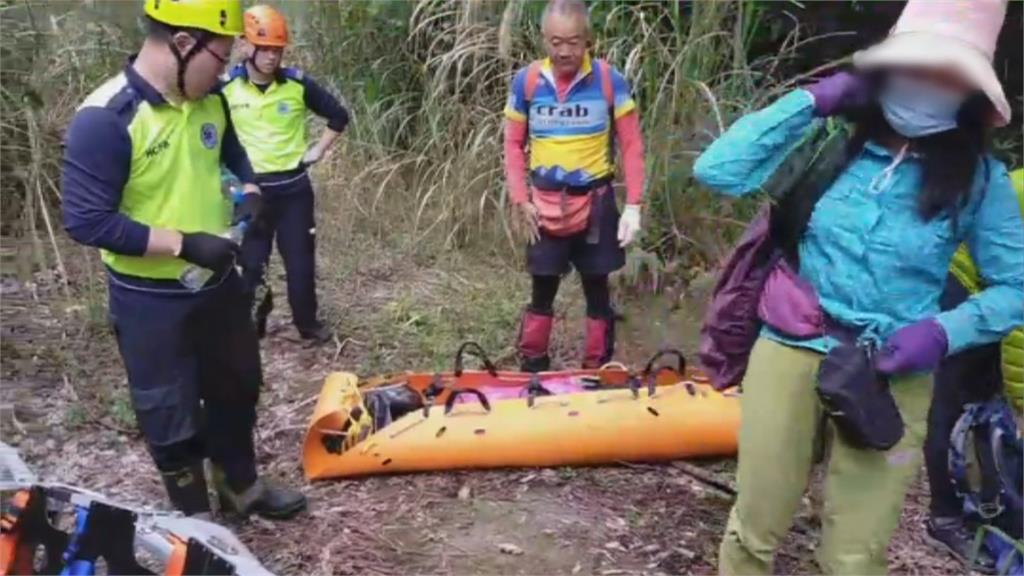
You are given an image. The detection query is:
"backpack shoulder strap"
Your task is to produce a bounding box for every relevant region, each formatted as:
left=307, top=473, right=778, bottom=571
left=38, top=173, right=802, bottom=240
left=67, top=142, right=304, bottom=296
left=768, top=118, right=855, bottom=263
left=523, top=60, right=544, bottom=142
left=593, top=59, right=618, bottom=167
left=989, top=402, right=1024, bottom=510
left=950, top=400, right=1020, bottom=521
left=523, top=60, right=543, bottom=105
left=594, top=58, right=615, bottom=112
left=950, top=403, right=983, bottom=511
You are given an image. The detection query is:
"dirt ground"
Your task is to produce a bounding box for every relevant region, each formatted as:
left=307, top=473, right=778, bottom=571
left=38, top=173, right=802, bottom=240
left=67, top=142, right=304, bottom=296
left=0, top=237, right=964, bottom=575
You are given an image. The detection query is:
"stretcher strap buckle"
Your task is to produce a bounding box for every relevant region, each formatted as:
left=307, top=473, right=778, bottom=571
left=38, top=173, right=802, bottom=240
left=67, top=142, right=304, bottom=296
left=525, top=374, right=552, bottom=408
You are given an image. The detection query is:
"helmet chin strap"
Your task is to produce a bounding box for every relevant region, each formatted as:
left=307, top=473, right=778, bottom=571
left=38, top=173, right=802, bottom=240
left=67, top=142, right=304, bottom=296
left=248, top=47, right=276, bottom=77
left=169, top=32, right=210, bottom=100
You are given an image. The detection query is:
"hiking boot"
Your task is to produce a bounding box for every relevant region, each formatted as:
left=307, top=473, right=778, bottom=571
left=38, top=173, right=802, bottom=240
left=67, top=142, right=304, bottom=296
left=298, top=321, right=333, bottom=344
left=213, top=469, right=307, bottom=520
left=582, top=314, right=615, bottom=369
left=518, top=307, right=553, bottom=373
left=159, top=463, right=212, bottom=516
left=926, top=516, right=996, bottom=574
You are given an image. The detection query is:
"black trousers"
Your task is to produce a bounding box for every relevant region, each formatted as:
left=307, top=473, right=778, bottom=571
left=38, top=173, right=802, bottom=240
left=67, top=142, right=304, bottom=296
left=240, top=173, right=319, bottom=332
left=108, top=270, right=260, bottom=490
left=531, top=273, right=611, bottom=317
left=923, top=274, right=1003, bottom=518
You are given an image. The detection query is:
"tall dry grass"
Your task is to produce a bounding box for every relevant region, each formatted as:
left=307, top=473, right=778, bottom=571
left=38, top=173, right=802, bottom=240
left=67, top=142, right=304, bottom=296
left=1, top=1, right=138, bottom=302
left=2, top=0, right=848, bottom=290
left=301, top=0, right=842, bottom=281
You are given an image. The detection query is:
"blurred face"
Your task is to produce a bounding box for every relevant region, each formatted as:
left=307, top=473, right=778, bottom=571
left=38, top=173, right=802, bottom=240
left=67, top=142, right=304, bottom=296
left=542, top=13, right=590, bottom=78
left=889, top=66, right=972, bottom=97
left=879, top=66, right=972, bottom=138
left=172, top=33, right=233, bottom=100
left=245, top=41, right=284, bottom=75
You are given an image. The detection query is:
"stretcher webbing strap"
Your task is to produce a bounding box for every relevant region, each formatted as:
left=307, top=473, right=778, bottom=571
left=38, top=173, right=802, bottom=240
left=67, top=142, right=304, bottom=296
left=453, top=342, right=498, bottom=377
left=181, top=538, right=236, bottom=575
left=336, top=379, right=375, bottom=452
left=0, top=487, right=69, bottom=575
left=526, top=374, right=551, bottom=408
left=444, top=388, right=492, bottom=414
left=66, top=500, right=150, bottom=574
left=643, top=349, right=687, bottom=378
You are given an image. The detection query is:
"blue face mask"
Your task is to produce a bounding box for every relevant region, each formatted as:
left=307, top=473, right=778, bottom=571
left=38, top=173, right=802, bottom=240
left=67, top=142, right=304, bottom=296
left=879, top=75, right=965, bottom=138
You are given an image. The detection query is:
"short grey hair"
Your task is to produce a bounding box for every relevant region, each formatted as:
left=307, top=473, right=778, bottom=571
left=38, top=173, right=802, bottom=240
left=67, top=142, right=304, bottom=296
left=540, top=0, right=591, bottom=37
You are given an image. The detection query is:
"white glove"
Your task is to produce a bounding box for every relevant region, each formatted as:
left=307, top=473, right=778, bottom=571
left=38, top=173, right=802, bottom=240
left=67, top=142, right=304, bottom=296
left=302, top=146, right=324, bottom=166
left=617, top=204, right=642, bottom=248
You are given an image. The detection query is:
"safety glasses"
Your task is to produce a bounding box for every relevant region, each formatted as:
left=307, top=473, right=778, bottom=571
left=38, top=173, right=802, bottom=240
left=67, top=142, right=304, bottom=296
left=202, top=45, right=231, bottom=65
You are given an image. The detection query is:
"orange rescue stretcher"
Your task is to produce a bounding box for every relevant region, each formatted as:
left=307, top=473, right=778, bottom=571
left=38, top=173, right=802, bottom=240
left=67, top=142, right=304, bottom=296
left=302, top=345, right=741, bottom=480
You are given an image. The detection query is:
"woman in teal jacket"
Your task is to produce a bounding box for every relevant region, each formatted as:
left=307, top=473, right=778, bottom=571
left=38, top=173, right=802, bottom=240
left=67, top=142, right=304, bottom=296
left=693, top=1, right=1023, bottom=574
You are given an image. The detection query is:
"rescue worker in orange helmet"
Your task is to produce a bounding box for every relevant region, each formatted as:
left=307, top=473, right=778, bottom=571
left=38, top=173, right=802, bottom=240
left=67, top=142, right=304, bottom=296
left=223, top=4, right=350, bottom=343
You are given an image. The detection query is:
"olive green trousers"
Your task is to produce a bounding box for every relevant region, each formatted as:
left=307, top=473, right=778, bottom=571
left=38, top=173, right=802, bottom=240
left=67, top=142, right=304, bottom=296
left=719, top=338, right=932, bottom=575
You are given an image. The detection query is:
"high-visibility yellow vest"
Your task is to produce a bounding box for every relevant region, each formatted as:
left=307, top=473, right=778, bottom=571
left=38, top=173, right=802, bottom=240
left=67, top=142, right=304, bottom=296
left=78, top=72, right=231, bottom=279
left=221, top=67, right=308, bottom=174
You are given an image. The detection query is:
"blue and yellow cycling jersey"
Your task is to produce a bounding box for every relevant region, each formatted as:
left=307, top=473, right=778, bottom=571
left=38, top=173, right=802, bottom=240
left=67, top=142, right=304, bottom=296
left=504, top=55, right=636, bottom=188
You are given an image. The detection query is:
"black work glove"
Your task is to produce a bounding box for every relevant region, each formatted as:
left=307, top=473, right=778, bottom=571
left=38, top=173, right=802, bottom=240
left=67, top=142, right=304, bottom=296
left=179, top=232, right=240, bottom=272
left=232, top=192, right=263, bottom=226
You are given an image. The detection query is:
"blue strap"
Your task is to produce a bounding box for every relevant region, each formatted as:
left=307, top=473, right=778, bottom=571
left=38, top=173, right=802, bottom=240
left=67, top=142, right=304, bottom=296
left=951, top=399, right=1024, bottom=520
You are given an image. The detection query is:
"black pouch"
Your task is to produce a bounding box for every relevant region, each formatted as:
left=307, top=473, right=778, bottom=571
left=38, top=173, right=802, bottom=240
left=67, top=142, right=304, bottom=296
left=364, top=384, right=424, bottom=431
left=816, top=342, right=904, bottom=451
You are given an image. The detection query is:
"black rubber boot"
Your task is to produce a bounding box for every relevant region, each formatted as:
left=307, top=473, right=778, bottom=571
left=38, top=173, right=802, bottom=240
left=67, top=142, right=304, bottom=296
left=213, top=467, right=307, bottom=520
left=159, top=463, right=212, bottom=517
left=299, top=321, right=333, bottom=344
left=926, top=516, right=996, bottom=574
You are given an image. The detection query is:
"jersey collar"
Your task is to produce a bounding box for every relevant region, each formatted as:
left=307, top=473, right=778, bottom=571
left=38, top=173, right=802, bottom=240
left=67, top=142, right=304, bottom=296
left=232, top=62, right=287, bottom=86
left=124, top=56, right=168, bottom=107
left=540, top=53, right=593, bottom=94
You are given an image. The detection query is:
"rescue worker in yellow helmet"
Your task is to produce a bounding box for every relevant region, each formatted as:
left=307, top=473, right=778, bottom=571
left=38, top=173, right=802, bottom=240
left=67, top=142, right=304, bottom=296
left=61, top=0, right=305, bottom=519
left=222, top=4, right=350, bottom=343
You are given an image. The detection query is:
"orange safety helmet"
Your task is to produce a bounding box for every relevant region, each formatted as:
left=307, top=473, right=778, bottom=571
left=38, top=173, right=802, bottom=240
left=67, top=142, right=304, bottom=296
left=243, top=5, right=289, bottom=48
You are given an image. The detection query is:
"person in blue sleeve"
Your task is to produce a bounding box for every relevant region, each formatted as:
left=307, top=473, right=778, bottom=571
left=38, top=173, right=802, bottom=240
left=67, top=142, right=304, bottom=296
left=60, top=0, right=305, bottom=520
left=692, top=0, right=1023, bottom=573
left=222, top=4, right=349, bottom=343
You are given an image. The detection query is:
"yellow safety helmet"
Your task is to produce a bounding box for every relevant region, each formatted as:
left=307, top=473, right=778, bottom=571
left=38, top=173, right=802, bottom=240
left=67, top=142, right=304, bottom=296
left=143, top=0, right=244, bottom=36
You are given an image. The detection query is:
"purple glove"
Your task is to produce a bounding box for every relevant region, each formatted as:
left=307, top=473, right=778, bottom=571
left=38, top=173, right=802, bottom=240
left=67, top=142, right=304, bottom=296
left=805, top=71, right=871, bottom=117
left=874, top=319, right=949, bottom=375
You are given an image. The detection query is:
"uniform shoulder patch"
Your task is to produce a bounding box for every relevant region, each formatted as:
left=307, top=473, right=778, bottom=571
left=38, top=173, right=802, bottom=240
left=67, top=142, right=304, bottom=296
left=77, top=73, right=141, bottom=127
left=281, top=67, right=305, bottom=82
left=226, top=64, right=247, bottom=82
left=78, top=73, right=131, bottom=112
